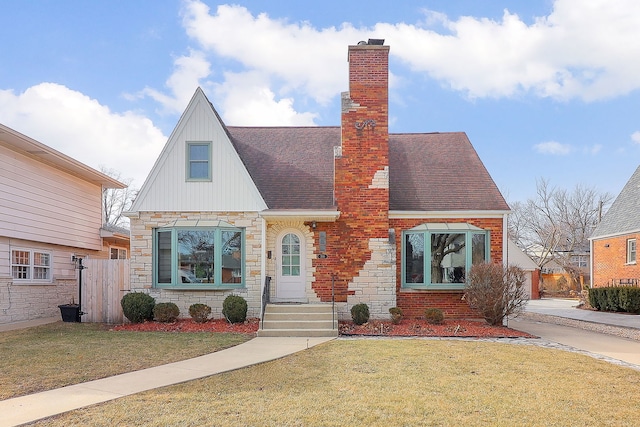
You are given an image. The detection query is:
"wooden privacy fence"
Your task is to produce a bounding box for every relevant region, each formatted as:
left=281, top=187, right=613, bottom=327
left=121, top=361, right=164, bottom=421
left=81, top=259, right=129, bottom=324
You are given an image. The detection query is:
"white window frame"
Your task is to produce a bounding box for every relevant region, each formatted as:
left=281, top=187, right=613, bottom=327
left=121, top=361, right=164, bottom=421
left=110, top=247, right=128, bottom=260
left=11, top=248, right=53, bottom=283
left=627, top=239, right=636, bottom=264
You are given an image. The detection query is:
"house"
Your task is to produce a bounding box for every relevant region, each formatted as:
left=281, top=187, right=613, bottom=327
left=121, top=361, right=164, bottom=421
left=0, top=123, right=128, bottom=324
left=590, top=165, right=640, bottom=287
left=125, top=40, right=510, bottom=327
left=506, top=240, right=540, bottom=299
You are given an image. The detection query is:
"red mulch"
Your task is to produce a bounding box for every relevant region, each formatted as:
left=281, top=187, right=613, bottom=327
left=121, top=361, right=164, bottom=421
left=112, top=318, right=260, bottom=334
left=112, top=317, right=533, bottom=338
left=339, top=319, right=534, bottom=338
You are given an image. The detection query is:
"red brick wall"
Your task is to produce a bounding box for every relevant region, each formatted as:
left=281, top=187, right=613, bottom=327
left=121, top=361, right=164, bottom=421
left=311, top=45, right=390, bottom=302
left=390, top=217, right=504, bottom=319
left=592, top=233, right=640, bottom=287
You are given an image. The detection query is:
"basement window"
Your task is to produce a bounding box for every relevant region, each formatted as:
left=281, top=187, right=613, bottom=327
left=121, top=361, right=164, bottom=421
left=402, top=223, right=489, bottom=290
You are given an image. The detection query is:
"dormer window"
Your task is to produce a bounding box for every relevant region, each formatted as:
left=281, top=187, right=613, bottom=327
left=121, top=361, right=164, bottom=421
left=187, top=142, right=211, bottom=181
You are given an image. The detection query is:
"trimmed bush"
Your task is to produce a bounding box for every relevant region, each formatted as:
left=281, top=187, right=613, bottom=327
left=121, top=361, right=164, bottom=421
left=424, top=308, right=445, bottom=325
left=222, top=295, right=247, bottom=324
left=189, top=303, right=212, bottom=323
left=121, top=292, right=155, bottom=324
left=351, top=303, right=370, bottom=325
left=588, top=287, right=640, bottom=313
left=153, top=302, right=180, bottom=323
left=389, top=307, right=403, bottom=325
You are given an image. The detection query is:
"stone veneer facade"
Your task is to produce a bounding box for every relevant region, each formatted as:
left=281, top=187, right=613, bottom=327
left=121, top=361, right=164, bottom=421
left=129, top=211, right=263, bottom=318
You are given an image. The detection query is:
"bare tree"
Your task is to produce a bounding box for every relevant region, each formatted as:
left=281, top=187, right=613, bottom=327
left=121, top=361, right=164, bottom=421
left=100, top=166, right=138, bottom=229
left=508, top=178, right=613, bottom=273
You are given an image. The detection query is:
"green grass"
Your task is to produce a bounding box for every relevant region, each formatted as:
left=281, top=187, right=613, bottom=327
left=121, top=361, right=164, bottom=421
left=29, top=339, right=640, bottom=426
left=0, top=321, right=252, bottom=400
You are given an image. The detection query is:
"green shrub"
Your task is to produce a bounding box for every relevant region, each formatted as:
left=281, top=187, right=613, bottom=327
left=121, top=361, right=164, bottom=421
left=589, top=287, right=640, bottom=313
left=189, top=303, right=212, bottom=323
left=351, top=303, right=370, bottom=325
left=222, top=295, right=247, bottom=324
left=389, top=307, right=403, bottom=324
left=121, top=292, right=155, bottom=324
left=424, top=308, right=444, bottom=325
left=153, top=302, right=180, bottom=323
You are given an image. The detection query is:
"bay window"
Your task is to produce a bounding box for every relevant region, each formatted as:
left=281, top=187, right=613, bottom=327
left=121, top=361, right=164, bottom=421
left=402, top=223, right=489, bottom=289
left=154, top=223, right=244, bottom=289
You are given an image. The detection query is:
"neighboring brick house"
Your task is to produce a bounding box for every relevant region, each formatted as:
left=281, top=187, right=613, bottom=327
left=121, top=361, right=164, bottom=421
left=590, top=165, right=640, bottom=287
left=126, top=40, right=510, bottom=323
left=0, top=123, right=127, bottom=324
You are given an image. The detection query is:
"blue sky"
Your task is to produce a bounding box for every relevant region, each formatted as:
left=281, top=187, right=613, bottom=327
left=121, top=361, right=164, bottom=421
left=2, top=0, right=639, bottom=204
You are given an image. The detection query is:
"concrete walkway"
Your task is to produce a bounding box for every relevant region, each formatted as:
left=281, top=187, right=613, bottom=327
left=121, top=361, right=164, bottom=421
left=0, top=336, right=334, bottom=427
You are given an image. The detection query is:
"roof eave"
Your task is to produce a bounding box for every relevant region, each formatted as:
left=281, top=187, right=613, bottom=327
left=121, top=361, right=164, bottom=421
left=259, top=209, right=340, bottom=222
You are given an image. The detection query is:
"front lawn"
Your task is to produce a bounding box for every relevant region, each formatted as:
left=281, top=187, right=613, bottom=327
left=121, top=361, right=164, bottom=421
left=29, top=339, right=640, bottom=426
left=0, top=322, right=252, bottom=400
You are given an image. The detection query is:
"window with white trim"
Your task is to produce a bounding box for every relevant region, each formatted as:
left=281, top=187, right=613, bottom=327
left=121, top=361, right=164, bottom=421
left=110, top=247, right=128, bottom=260
left=402, top=223, right=490, bottom=289
left=627, top=239, right=636, bottom=264
left=153, top=222, right=244, bottom=289
left=11, top=249, right=52, bottom=282
left=186, top=142, right=211, bottom=181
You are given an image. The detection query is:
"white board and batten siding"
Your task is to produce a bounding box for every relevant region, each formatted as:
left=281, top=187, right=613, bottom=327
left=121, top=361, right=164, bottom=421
left=0, top=144, right=103, bottom=251
left=131, top=88, right=267, bottom=213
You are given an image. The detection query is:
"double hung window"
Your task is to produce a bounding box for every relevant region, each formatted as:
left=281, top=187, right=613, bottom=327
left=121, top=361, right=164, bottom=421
left=627, top=239, right=637, bottom=264
left=187, top=142, right=211, bottom=181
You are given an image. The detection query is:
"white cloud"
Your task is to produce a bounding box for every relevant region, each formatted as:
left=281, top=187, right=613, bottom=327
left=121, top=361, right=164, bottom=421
left=163, top=0, right=640, bottom=112
left=0, top=83, right=166, bottom=188
left=586, top=144, right=602, bottom=155
left=134, top=49, right=212, bottom=115
left=384, top=0, right=640, bottom=101
left=534, top=141, right=571, bottom=155
left=632, top=131, right=640, bottom=144
left=213, top=71, right=317, bottom=126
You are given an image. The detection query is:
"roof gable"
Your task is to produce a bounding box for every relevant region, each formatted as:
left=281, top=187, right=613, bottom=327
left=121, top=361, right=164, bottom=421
left=591, top=165, right=640, bottom=239
left=130, top=88, right=266, bottom=212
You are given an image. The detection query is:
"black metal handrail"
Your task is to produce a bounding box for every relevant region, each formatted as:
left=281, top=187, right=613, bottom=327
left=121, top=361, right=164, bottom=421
left=331, top=274, right=337, bottom=327
left=261, top=276, right=271, bottom=325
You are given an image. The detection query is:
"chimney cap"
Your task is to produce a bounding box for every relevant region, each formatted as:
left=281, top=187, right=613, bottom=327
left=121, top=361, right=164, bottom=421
left=367, top=38, right=385, bottom=45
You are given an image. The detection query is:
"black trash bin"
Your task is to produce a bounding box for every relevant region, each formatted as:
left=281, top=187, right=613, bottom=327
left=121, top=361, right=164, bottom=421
left=58, top=304, right=81, bottom=322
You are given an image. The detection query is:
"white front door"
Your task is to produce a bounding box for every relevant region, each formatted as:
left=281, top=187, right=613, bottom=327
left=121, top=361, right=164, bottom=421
left=276, top=231, right=306, bottom=300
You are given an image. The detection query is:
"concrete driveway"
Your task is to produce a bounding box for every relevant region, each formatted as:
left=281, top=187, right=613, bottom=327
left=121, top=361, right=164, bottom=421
left=510, top=298, right=640, bottom=368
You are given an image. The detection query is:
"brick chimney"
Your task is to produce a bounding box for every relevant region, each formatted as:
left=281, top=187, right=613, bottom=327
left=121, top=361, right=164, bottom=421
left=336, top=39, right=390, bottom=237
left=314, top=40, right=395, bottom=317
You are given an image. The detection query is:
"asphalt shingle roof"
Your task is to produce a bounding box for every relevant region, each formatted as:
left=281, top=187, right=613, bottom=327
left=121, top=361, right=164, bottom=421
left=591, top=165, right=640, bottom=239
left=227, top=126, right=509, bottom=212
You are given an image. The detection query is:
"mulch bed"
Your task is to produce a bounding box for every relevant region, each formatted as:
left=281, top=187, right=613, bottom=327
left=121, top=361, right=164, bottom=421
left=112, top=317, right=533, bottom=338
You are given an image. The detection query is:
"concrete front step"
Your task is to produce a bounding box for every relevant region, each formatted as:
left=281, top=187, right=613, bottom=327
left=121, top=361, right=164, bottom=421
left=258, top=303, right=338, bottom=337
